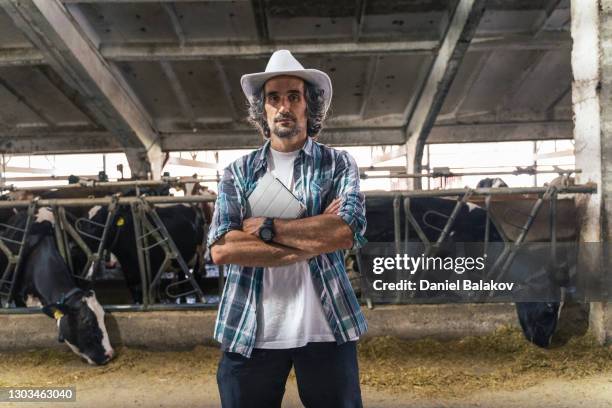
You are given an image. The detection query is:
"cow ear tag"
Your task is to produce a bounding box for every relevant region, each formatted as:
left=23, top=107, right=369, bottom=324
left=53, top=310, right=64, bottom=320
left=116, top=217, right=125, bottom=227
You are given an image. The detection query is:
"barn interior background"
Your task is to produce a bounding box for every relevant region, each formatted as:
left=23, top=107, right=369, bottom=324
left=0, top=1, right=611, bottom=407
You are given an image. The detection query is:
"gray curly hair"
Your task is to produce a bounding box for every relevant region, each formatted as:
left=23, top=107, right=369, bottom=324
left=246, top=81, right=327, bottom=139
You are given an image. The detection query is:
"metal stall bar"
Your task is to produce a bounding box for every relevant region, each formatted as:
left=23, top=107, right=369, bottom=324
left=130, top=201, right=151, bottom=308
left=0, top=201, right=36, bottom=307
left=485, top=185, right=560, bottom=288
left=393, top=195, right=402, bottom=255
left=51, top=205, right=69, bottom=266
left=135, top=197, right=205, bottom=303
left=426, top=189, right=473, bottom=257
left=67, top=196, right=120, bottom=279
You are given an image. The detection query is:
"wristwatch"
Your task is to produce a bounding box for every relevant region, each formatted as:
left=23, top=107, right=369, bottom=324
left=258, top=218, right=275, bottom=243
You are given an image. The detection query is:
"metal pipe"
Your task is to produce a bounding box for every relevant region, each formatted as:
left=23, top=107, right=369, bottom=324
left=484, top=195, right=491, bottom=260
left=0, top=175, right=98, bottom=183
left=363, top=185, right=596, bottom=198
left=0, top=181, right=596, bottom=308
left=0, top=303, right=218, bottom=314
left=402, top=197, right=431, bottom=251
left=58, top=207, right=92, bottom=277
left=0, top=194, right=217, bottom=208
left=0, top=177, right=220, bottom=191
left=488, top=195, right=547, bottom=285
left=393, top=196, right=401, bottom=255
left=361, top=168, right=582, bottom=179
left=427, top=190, right=473, bottom=256
left=51, top=206, right=68, bottom=263
left=16, top=177, right=216, bottom=188
left=130, top=203, right=150, bottom=308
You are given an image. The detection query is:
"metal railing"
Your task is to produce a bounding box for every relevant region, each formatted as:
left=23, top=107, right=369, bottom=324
left=0, top=193, right=220, bottom=313
left=354, top=183, right=597, bottom=307
left=0, top=183, right=598, bottom=313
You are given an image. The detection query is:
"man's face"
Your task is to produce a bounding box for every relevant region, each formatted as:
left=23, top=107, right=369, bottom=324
left=263, top=76, right=307, bottom=140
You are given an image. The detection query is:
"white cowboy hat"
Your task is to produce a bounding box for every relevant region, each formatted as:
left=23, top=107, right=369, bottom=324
left=240, top=49, right=333, bottom=113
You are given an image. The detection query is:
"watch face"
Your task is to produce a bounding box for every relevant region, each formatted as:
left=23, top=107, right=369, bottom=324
left=260, top=228, right=273, bottom=241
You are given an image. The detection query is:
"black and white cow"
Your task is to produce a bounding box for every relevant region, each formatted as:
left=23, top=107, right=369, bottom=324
left=7, top=208, right=114, bottom=365
left=361, top=193, right=560, bottom=348
left=476, top=177, right=573, bottom=348
left=476, top=178, right=509, bottom=188
left=79, top=203, right=205, bottom=303
left=361, top=195, right=504, bottom=299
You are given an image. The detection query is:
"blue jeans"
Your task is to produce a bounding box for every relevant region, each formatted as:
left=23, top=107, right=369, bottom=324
left=217, top=341, right=363, bottom=408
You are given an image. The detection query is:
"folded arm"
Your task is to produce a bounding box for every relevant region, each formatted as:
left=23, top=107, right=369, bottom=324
left=207, top=151, right=367, bottom=267
left=240, top=199, right=352, bottom=254
left=210, top=230, right=315, bottom=267
left=274, top=214, right=353, bottom=253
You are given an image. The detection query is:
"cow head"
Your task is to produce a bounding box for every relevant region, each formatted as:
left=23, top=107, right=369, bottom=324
left=86, top=205, right=130, bottom=238
left=43, top=290, right=114, bottom=365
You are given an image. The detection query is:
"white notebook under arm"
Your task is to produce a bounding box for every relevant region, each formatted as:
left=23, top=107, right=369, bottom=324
left=246, top=172, right=306, bottom=219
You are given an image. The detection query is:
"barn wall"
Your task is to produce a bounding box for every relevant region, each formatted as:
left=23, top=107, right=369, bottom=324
left=0, top=304, right=517, bottom=351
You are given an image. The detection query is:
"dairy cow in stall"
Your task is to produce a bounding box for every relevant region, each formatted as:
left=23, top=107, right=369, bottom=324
left=477, top=177, right=573, bottom=347
left=360, top=188, right=562, bottom=348
left=5, top=208, right=114, bottom=365
left=78, top=202, right=206, bottom=304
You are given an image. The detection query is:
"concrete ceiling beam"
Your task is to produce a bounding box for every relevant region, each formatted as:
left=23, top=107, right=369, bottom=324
left=427, top=121, right=573, bottom=143
left=0, top=131, right=122, bottom=154
left=0, top=35, right=569, bottom=67
left=0, top=48, right=46, bottom=66
left=98, top=33, right=569, bottom=62
left=0, top=120, right=572, bottom=154
left=160, top=127, right=407, bottom=151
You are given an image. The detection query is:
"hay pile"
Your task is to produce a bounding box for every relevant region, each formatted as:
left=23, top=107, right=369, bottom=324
left=358, top=327, right=612, bottom=397
left=0, top=345, right=220, bottom=387
left=1, top=328, right=610, bottom=399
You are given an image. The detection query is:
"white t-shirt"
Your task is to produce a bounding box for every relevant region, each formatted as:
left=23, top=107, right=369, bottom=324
left=254, top=147, right=335, bottom=348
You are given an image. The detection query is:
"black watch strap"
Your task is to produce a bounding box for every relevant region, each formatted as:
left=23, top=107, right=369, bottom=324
left=259, top=218, right=275, bottom=242
left=263, top=218, right=274, bottom=229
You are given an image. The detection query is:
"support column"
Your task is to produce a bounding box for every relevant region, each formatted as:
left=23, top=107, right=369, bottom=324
left=571, top=0, right=612, bottom=345
left=125, top=146, right=163, bottom=180
left=402, top=0, right=486, bottom=189
left=405, top=136, right=419, bottom=189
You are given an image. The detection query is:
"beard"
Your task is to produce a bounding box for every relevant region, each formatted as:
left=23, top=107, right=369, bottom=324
left=270, top=114, right=303, bottom=139
left=272, top=122, right=303, bottom=138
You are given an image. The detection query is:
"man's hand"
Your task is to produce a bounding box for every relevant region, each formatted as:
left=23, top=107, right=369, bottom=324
left=242, top=217, right=266, bottom=236
left=324, top=198, right=341, bottom=215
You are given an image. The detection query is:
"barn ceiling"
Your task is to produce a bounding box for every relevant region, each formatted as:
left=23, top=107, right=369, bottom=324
left=0, top=0, right=571, bottom=164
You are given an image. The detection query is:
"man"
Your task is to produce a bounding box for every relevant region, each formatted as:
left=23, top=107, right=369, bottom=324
left=208, top=49, right=367, bottom=408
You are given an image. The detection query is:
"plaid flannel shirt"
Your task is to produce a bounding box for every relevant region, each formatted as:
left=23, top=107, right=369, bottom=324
left=207, top=137, right=368, bottom=357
